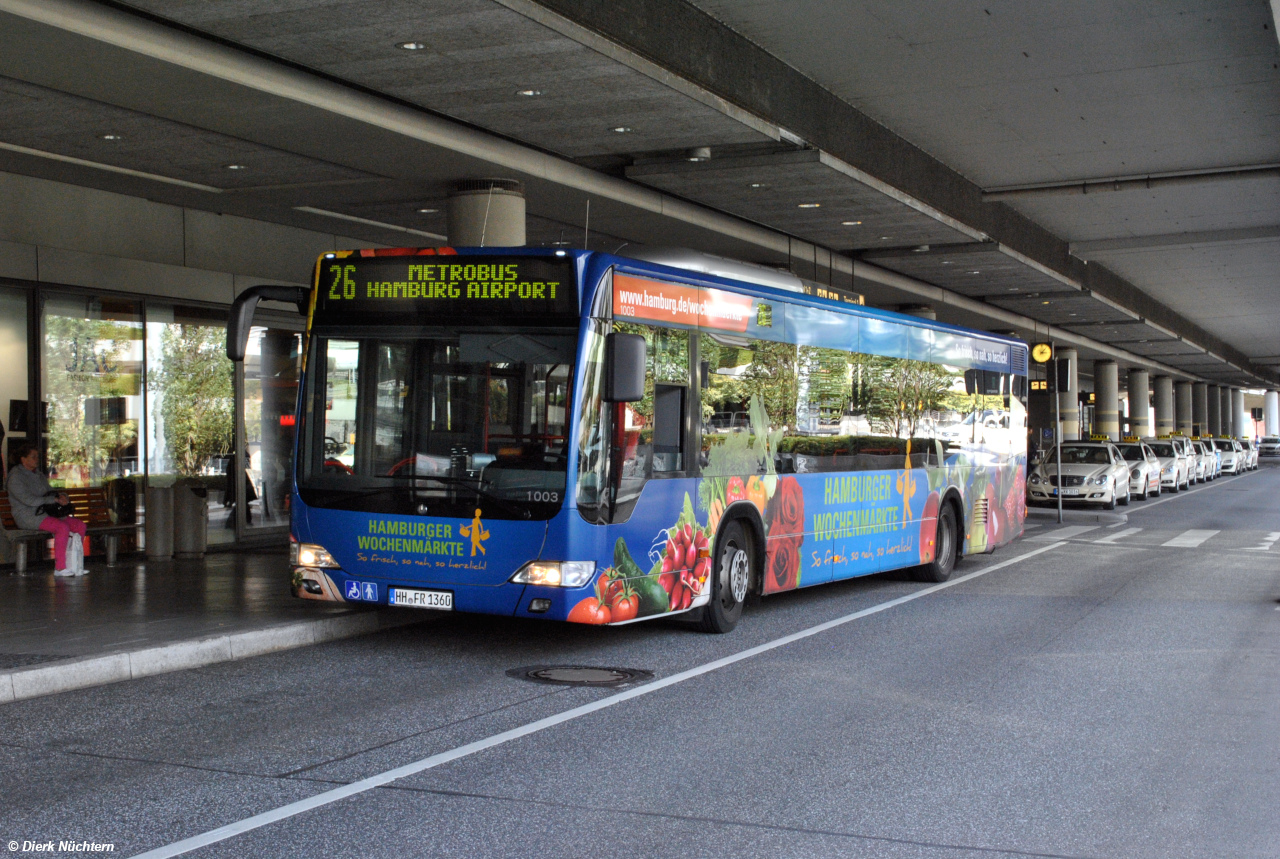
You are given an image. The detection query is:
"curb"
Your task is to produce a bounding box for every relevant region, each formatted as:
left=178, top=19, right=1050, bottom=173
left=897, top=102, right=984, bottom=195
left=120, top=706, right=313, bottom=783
left=0, top=609, right=424, bottom=706
left=1026, top=507, right=1127, bottom=525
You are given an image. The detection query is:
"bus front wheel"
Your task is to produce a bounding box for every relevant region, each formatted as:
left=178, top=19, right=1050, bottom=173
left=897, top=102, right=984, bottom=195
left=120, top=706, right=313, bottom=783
left=914, top=503, right=957, bottom=583
left=699, top=520, right=750, bottom=634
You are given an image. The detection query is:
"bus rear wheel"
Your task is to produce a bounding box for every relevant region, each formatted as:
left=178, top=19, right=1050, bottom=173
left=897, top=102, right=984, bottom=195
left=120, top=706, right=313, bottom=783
left=914, top=502, right=957, bottom=583
left=699, top=520, right=750, bottom=634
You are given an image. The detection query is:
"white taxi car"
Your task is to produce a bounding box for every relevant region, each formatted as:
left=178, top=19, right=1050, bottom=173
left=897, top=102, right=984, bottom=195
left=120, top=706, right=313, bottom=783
left=1116, top=440, right=1161, bottom=500
left=1170, top=436, right=1198, bottom=485
left=1259, top=436, right=1280, bottom=457
left=1145, top=439, right=1187, bottom=491
left=1027, top=441, right=1131, bottom=509
left=1241, top=438, right=1258, bottom=470
left=1211, top=437, right=1243, bottom=474
left=1191, top=439, right=1217, bottom=481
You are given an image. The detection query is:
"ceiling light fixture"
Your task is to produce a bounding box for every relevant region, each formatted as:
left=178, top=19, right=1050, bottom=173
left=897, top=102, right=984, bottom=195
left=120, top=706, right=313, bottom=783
left=842, top=220, right=861, bottom=226
left=397, top=41, right=426, bottom=50
left=99, top=134, right=122, bottom=141
left=225, top=164, right=247, bottom=170
left=797, top=203, right=821, bottom=208
left=685, top=146, right=711, bottom=162
left=749, top=182, right=768, bottom=189
left=1042, top=300, right=1051, bottom=305
left=417, top=207, right=438, bottom=214
left=611, top=126, right=633, bottom=133
left=969, top=270, right=981, bottom=275
left=516, top=89, right=542, bottom=97
left=879, top=236, right=892, bottom=241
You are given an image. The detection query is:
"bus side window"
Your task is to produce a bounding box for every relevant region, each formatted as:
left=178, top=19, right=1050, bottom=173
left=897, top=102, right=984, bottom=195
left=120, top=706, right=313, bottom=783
left=652, top=384, right=685, bottom=473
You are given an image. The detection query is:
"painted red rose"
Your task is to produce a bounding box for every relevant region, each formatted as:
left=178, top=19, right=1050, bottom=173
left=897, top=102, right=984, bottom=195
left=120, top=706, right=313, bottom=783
left=765, top=535, right=801, bottom=593
left=767, top=476, right=805, bottom=538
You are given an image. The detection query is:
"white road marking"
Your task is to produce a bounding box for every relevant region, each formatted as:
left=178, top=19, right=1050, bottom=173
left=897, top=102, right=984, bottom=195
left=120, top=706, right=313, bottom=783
left=127, top=542, right=1068, bottom=859
left=1106, top=520, right=1129, bottom=528
left=1094, top=527, right=1143, bottom=544
left=1161, top=529, right=1220, bottom=548
left=1028, top=525, right=1098, bottom=541
left=1023, top=523, right=1043, bottom=530
left=1243, top=531, right=1280, bottom=551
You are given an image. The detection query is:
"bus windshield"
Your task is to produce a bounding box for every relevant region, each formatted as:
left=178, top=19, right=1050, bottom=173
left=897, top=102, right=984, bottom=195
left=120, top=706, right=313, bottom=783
left=298, top=327, right=576, bottom=520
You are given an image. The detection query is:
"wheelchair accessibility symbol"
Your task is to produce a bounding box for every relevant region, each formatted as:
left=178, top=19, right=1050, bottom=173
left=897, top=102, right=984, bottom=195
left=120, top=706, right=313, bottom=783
left=345, top=580, right=361, bottom=600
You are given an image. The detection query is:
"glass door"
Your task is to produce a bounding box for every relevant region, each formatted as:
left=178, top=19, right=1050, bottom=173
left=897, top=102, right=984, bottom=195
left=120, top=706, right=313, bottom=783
left=236, top=318, right=304, bottom=539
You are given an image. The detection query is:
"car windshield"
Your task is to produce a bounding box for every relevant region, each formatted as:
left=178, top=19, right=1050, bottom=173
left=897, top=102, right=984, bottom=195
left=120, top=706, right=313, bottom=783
left=1148, top=442, right=1175, bottom=457
left=298, top=328, right=576, bottom=520
left=1263, top=437, right=1279, bottom=444
left=1116, top=445, right=1145, bottom=461
left=1212, top=440, right=1232, bottom=451
left=1048, top=445, right=1111, bottom=464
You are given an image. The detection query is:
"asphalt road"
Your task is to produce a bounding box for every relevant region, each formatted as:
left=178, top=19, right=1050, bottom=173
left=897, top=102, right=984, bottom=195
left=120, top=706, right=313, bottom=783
left=4, top=462, right=1279, bottom=858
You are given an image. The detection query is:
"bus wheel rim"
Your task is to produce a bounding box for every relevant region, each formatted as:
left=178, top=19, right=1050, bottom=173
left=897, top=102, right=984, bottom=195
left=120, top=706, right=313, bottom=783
left=726, top=546, right=749, bottom=605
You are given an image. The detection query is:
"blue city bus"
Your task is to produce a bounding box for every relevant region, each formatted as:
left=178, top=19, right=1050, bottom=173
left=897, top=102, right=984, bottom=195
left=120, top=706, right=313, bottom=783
left=228, top=246, right=1028, bottom=633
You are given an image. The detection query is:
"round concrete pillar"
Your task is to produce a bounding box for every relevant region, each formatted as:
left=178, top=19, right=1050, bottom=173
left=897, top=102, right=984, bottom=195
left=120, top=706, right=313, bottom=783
left=1056, top=348, right=1079, bottom=440
left=1192, top=382, right=1209, bottom=437
left=1232, top=388, right=1246, bottom=439
left=1207, top=385, right=1222, bottom=436
left=1153, top=376, right=1175, bottom=436
left=1266, top=390, right=1280, bottom=437
left=446, top=179, right=526, bottom=247
left=1174, top=380, right=1193, bottom=436
left=1127, top=369, right=1150, bottom=438
left=896, top=304, right=936, bottom=320
left=1093, top=360, right=1120, bottom=440
left=1219, top=386, right=1233, bottom=437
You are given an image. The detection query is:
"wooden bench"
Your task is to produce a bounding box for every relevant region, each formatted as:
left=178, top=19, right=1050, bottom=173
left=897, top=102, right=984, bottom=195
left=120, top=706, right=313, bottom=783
left=0, top=487, right=137, bottom=573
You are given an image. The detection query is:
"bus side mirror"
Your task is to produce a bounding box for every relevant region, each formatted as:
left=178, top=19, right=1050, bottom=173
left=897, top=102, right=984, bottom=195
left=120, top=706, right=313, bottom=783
left=227, top=285, right=310, bottom=361
left=604, top=333, right=646, bottom=402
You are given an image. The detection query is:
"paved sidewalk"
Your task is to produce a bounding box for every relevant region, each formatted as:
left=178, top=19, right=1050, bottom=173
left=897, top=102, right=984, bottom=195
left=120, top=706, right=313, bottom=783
left=1025, top=505, right=1127, bottom=526
left=0, top=549, right=423, bottom=704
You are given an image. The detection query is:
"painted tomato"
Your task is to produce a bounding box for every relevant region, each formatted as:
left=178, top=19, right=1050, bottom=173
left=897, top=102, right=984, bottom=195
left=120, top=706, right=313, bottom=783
left=567, top=597, right=611, bottom=625
left=610, top=592, right=639, bottom=623
left=918, top=491, right=941, bottom=564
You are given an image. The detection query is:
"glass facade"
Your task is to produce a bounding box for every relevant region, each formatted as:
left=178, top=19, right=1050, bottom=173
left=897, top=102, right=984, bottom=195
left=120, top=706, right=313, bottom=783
left=1, top=277, right=302, bottom=560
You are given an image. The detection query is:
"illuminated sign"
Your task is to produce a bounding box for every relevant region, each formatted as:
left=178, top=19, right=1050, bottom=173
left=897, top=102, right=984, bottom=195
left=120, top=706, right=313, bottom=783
left=1030, top=380, right=1048, bottom=391
left=613, top=273, right=755, bottom=333
left=312, top=254, right=577, bottom=325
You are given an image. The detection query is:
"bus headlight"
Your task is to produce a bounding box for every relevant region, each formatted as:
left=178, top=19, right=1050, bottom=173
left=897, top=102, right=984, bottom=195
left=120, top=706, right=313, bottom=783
left=512, top=561, right=596, bottom=588
left=295, top=542, right=339, bottom=568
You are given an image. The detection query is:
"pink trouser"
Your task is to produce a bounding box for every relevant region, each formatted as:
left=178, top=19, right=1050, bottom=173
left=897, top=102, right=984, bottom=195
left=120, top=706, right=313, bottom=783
left=40, top=516, right=87, bottom=569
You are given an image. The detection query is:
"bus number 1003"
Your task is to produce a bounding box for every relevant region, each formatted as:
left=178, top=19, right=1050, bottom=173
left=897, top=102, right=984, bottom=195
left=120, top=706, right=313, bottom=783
left=527, top=491, right=559, bottom=503
left=328, top=264, right=357, bottom=300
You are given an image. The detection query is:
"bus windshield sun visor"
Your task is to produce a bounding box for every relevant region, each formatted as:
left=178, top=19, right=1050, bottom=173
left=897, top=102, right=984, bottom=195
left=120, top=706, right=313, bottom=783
left=227, top=285, right=310, bottom=361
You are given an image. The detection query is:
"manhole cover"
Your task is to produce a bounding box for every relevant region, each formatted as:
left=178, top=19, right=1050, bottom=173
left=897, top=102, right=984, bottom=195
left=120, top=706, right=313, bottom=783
left=507, top=665, right=653, bottom=687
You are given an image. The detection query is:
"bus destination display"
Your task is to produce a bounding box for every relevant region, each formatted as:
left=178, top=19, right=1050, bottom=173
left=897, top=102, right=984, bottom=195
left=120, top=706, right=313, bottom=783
left=313, top=255, right=577, bottom=324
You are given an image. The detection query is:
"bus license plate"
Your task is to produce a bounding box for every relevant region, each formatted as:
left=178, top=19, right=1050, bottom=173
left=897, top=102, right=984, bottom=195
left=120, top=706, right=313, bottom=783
left=390, top=588, right=453, bottom=610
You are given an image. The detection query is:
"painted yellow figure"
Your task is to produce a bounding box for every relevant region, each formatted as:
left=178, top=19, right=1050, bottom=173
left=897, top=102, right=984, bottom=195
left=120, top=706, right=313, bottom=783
left=460, top=509, right=489, bottom=557
left=897, top=440, right=916, bottom=522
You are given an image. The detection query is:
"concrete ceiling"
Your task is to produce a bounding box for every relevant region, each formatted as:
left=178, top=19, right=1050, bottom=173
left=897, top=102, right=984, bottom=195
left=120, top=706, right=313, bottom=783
left=0, top=0, right=1275, bottom=389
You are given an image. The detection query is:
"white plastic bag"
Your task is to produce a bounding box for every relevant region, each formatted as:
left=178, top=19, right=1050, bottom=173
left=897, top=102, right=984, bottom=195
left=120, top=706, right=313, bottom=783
left=67, top=533, right=84, bottom=576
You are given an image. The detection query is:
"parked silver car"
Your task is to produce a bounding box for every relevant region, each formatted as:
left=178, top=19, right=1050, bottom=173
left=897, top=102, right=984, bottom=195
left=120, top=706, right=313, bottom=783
left=1211, top=438, right=1243, bottom=474
left=1145, top=439, right=1188, bottom=491
left=1027, top=442, right=1131, bottom=509
left=1259, top=436, right=1280, bottom=457
left=1116, top=441, right=1161, bottom=500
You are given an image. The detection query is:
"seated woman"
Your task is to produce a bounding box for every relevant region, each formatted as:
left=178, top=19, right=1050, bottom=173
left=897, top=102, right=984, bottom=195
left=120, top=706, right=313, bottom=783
left=5, top=442, right=87, bottom=576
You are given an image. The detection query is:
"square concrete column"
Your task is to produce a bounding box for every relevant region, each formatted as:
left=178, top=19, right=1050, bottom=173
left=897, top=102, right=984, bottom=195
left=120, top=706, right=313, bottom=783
left=1232, top=388, right=1246, bottom=439
left=1192, top=382, right=1208, bottom=437
left=1174, top=380, right=1193, bottom=436
left=1266, top=390, right=1279, bottom=437
left=1057, top=348, right=1079, bottom=440
left=1207, top=385, right=1221, bottom=436
left=1127, top=369, right=1150, bottom=438
left=1220, top=387, right=1233, bottom=436
left=1092, top=360, right=1120, bottom=440
left=1153, top=375, right=1175, bottom=436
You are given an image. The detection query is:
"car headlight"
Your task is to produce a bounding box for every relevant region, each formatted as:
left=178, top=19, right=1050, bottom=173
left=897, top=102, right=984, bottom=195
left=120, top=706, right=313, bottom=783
left=1029, top=474, right=1042, bottom=485
left=1089, top=476, right=1109, bottom=485
left=511, top=561, right=596, bottom=588
left=1129, top=468, right=1140, bottom=479
left=294, top=541, right=339, bottom=568
left=1161, top=465, right=1173, bottom=474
